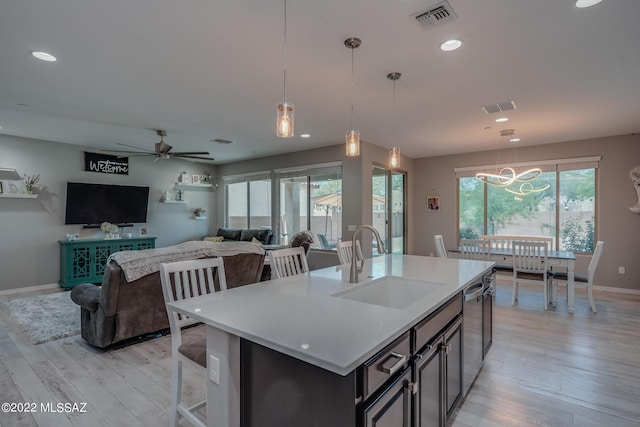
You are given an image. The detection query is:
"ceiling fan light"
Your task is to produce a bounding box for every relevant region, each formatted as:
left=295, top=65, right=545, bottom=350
left=346, top=130, right=360, bottom=156
left=276, top=102, right=294, bottom=138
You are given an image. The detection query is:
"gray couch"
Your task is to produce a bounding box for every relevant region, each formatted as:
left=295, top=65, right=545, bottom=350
left=70, top=251, right=264, bottom=348
left=216, top=228, right=276, bottom=245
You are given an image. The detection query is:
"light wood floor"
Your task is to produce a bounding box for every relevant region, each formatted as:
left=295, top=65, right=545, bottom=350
left=1, top=283, right=639, bottom=427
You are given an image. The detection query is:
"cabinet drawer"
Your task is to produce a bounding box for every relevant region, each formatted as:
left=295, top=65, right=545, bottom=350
left=414, top=293, right=462, bottom=353
left=363, top=331, right=411, bottom=400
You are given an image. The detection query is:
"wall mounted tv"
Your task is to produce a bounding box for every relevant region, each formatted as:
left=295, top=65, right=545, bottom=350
left=64, top=182, right=150, bottom=226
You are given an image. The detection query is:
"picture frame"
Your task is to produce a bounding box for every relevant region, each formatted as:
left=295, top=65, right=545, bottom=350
left=139, top=227, right=148, bottom=236
left=426, top=195, right=440, bottom=211
left=180, top=171, right=189, bottom=183
left=192, top=175, right=201, bottom=184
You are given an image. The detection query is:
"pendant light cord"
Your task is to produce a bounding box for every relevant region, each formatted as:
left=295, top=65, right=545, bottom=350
left=350, top=45, right=355, bottom=130
left=283, top=0, right=287, bottom=103
left=392, top=78, right=397, bottom=149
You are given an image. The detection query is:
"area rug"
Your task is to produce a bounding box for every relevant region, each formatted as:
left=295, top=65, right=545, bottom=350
left=1, top=292, right=80, bottom=344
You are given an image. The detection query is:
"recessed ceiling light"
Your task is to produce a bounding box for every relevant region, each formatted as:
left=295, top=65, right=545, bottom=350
left=30, top=51, right=57, bottom=62
left=300, top=133, right=311, bottom=138
left=575, top=0, right=603, bottom=8
left=440, top=39, right=462, bottom=52
left=509, top=138, right=521, bottom=143
left=495, top=117, right=509, bottom=123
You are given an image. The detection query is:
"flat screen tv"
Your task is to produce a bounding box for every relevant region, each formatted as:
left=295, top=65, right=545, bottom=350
left=64, top=182, right=150, bottom=225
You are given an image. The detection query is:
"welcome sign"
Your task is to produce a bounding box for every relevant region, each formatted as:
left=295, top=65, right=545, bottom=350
left=84, top=152, right=129, bottom=175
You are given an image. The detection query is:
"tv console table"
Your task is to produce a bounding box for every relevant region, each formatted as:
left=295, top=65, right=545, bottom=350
left=59, top=237, right=156, bottom=289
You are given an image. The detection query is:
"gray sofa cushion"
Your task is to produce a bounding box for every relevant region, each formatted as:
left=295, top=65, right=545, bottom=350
left=217, top=228, right=242, bottom=241
left=240, top=229, right=272, bottom=244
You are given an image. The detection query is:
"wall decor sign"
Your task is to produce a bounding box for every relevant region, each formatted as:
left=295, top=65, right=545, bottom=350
left=84, top=152, right=129, bottom=175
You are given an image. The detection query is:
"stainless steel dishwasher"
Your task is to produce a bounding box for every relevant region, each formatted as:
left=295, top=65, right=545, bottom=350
left=462, top=279, right=484, bottom=396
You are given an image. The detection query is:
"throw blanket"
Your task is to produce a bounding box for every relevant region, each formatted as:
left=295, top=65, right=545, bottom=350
left=108, top=241, right=265, bottom=282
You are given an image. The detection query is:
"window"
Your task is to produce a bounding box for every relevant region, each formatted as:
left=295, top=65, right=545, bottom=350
left=457, top=158, right=598, bottom=253
left=224, top=173, right=272, bottom=230
left=277, top=163, right=342, bottom=250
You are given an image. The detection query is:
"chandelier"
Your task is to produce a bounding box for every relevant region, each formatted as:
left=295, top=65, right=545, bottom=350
left=475, top=129, right=550, bottom=195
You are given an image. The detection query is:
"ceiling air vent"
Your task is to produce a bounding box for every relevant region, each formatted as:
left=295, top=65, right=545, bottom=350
left=212, top=138, right=235, bottom=144
left=481, top=100, right=517, bottom=115
left=413, top=1, right=458, bottom=28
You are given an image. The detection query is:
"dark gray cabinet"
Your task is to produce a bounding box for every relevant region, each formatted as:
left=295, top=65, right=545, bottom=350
left=413, top=315, right=463, bottom=427
left=239, top=292, right=473, bottom=427
left=362, top=368, right=412, bottom=427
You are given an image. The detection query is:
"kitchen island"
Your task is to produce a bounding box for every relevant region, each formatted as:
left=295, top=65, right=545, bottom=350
left=167, top=254, right=494, bottom=426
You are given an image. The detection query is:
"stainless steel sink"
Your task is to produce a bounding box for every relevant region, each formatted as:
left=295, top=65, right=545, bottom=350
left=332, top=276, right=445, bottom=309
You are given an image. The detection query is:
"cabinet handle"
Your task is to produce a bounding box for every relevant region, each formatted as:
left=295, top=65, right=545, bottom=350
left=440, top=342, right=451, bottom=354
left=405, top=380, right=418, bottom=395
left=378, top=351, right=407, bottom=376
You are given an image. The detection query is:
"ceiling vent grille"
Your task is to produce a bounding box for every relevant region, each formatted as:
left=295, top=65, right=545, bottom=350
left=213, top=138, right=235, bottom=144
left=413, top=1, right=458, bottom=27
left=481, top=100, right=517, bottom=114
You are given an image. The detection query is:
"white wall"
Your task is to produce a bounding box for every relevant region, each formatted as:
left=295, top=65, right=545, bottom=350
left=0, top=135, right=216, bottom=292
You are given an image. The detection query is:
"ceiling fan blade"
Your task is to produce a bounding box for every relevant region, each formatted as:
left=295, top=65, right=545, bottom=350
left=101, top=149, right=152, bottom=154
left=171, top=151, right=211, bottom=156
left=177, top=155, right=215, bottom=161
left=116, top=142, right=156, bottom=153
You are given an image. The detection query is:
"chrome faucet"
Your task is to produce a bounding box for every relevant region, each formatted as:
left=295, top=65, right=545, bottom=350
left=350, top=225, right=386, bottom=283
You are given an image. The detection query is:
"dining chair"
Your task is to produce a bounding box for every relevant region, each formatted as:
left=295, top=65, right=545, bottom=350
left=551, top=240, right=604, bottom=313
left=336, top=240, right=364, bottom=265
left=511, top=240, right=553, bottom=310
left=434, top=234, right=447, bottom=258
left=458, top=239, right=491, bottom=261
left=159, top=258, right=228, bottom=427
left=268, top=246, right=310, bottom=279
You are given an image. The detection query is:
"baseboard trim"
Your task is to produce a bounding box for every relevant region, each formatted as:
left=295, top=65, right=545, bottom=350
left=495, top=276, right=640, bottom=295
left=0, top=283, right=60, bottom=296
left=593, top=285, right=640, bottom=295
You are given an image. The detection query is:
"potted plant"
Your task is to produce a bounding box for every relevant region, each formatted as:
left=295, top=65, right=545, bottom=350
left=23, top=174, right=40, bottom=194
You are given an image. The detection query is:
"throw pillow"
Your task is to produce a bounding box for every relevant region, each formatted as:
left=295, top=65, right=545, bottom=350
left=204, top=236, right=224, bottom=243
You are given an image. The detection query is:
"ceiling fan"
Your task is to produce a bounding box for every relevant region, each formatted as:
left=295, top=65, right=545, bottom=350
left=105, top=130, right=214, bottom=161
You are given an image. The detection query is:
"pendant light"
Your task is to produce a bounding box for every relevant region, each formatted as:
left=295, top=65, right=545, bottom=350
left=345, top=37, right=361, bottom=157
left=276, top=0, right=294, bottom=138
left=387, top=72, right=401, bottom=169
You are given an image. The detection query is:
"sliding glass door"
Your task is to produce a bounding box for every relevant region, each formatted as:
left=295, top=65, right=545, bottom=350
left=372, top=166, right=406, bottom=254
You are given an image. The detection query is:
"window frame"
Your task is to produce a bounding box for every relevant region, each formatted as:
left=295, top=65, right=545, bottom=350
left=455, top=156, right=599, bottom=254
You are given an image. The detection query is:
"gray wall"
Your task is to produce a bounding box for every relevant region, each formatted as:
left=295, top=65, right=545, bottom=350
left=214, top=141, right=415, bottom=257
left=0, top=135, right=216, bottom=292
left=3, top=131, right=634, bottom=292
left=412, top=133, right=640, bottom=290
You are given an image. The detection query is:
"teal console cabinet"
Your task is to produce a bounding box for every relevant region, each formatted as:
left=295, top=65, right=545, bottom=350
left=59, top=237, right=156, bottom=289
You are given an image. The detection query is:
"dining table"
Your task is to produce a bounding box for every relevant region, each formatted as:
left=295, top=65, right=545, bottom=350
left=448, top=247, right=577, bottom=313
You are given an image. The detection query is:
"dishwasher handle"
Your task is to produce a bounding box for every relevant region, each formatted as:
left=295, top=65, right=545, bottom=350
left=464, top=283, right=484, bottom=301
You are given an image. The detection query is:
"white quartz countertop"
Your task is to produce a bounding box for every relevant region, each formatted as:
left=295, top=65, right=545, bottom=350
left=167, top=254, right=494, bottom=375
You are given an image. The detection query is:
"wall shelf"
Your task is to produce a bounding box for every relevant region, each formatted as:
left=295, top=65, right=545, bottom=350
left=0, top=193, right=38, bottom=199
left=193, top=216, right=207, bottom=220
left=174, top=182, right=213, bottom=191
left=161, top=199, right=188, bottom=204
